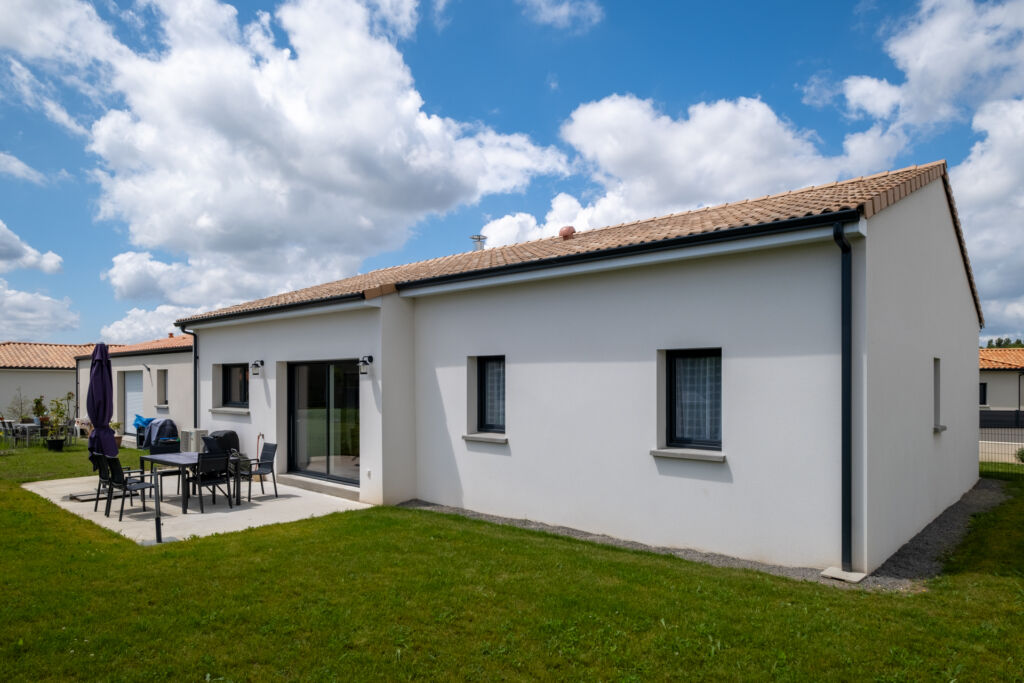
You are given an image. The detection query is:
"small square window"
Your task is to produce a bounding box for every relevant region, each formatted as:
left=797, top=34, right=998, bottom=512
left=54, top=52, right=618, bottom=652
left=477, top=356, right=505, bottom=433
left=222, top=364, right=249, bottom=408
left=666, top=349, right=722, bottom=450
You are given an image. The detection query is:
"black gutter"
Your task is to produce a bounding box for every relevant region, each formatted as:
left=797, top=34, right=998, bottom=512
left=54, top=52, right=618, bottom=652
left=191, top=331, right=198, bottom=428
left=832, top=222, right=853, bottom=573
left=400, top=209, right=863, bottom=292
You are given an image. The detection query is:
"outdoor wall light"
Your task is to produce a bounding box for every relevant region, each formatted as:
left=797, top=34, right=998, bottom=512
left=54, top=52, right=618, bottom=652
left=358, top=355, right=374, bottom=375
left=250, top=360, right=264, bottom=377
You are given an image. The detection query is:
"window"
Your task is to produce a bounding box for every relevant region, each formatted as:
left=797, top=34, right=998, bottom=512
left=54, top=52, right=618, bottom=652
left=156, top=369, right=168, bottom=406
left=667, top=349, right=722, bottom=450
left=222, top=364, right=249, bottom=408
left=933, top=357, right=946, bottom=433
left=477, top=356, right=505, bottom=433
left=980, top=382, right=988, bottom=406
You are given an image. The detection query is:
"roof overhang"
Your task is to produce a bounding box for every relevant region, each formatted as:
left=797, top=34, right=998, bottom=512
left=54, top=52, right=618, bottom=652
left=399, top=211, right=864, bottom=298
left=178, top=293, right=379, bottom=330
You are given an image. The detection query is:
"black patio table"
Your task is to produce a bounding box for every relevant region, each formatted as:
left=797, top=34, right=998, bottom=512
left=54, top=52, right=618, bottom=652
left=141, top=452, right=243, bottom=516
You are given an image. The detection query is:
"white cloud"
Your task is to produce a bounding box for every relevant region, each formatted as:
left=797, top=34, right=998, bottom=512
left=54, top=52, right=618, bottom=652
left=0, top=0, right=566, bottom=328
left=0, top=151, right=45, bottom=184
left=950, top=98, right=1024, bottom=332
left=100, top=304, right=203, bottom=344
left=0, top=279, right=78, bottom=340
left=6, top=58, right=89, bottom=136
left=485, top=94, right=895, bottom=247
left=801, top=72, right=840, bottom=108
left=0, top=219, right=63, bottom=273
left=843, top=76, right=903, bottom=119
left=516, top=0, right=603, bottom=31
left=431, top=0, right=451, bottom=28
left=364, top=0, right=419, bottom=37
left=840, top=0, right=1024, bottom=130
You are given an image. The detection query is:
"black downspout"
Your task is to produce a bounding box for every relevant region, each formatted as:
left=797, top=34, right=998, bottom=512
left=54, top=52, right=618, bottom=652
left=833, top=222, right=853, bottom=573
left=181, top=327, right=198, bottom=429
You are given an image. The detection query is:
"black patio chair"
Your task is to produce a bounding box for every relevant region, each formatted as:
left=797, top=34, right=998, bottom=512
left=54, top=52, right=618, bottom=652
left=95, top=453, right=155, bottom=522
left=89, top=452, right=147, bottom=513
left=239, top=442, right=278, bottom=501
left=189, top=437, right=233, bottom=513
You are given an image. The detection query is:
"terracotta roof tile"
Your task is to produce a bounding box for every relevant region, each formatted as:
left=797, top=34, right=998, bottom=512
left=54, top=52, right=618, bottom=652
left=72, top=334, right=194, bottom=360
left=178, top=160, right=983, bottom=326
left=979, top=348, right=1024, bottom=370
left=0, top=342, right=102, bottom=370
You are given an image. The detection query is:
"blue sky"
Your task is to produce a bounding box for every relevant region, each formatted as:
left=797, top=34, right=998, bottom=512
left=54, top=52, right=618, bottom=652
left=0, top=0, right=1021, bottom=344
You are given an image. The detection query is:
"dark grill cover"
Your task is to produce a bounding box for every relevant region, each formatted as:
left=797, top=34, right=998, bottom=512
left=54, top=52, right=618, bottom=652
left=207, top=430, right=240, bottom=453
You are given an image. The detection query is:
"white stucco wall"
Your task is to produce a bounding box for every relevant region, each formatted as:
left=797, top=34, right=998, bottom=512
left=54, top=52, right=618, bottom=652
left=191, top=304, right=386, bottom=501
left=0, top=369, right=76, bottom=419
left=77, top=351, right=194, bottom=439
left=862, top=180, right=980, bottom=571
left=979, top=370, right=1019, bottom=410
left=411, top=243, right=847, bottom=569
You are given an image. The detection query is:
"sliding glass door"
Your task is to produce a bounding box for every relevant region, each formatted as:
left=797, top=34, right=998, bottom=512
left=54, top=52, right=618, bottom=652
left=289, top=360, right=360, bottom=483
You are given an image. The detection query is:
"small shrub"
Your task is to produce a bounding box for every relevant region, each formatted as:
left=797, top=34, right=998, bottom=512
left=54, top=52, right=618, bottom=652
left=1016, top=447, right=1024, bottom=464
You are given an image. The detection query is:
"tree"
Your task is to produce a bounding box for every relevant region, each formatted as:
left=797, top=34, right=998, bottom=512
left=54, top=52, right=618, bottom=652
left=6, top=387, right=29, bottom=421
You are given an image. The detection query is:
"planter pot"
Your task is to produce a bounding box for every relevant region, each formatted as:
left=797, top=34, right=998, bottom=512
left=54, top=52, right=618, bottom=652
left=114, top=435, right=123, bottom=448
left=45, top=438, right=64, bottom=452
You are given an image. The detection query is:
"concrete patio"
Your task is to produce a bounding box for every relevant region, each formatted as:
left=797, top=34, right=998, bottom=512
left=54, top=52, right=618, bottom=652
left=23, top=475, right=370, bottom=544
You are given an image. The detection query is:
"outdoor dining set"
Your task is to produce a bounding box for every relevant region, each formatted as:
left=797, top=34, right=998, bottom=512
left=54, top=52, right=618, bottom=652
left=83, top=342, right=279, bottom=543
left=89, top=436, right=279, bottom=523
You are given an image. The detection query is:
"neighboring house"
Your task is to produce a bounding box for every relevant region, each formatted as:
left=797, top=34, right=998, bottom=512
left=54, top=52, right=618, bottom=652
left=978, top=348, right=1024, bottom=427
left=76, top=334, right=194, bottom=446
left=0, top=342, right=97, bottom=420
left=176, top=161, right=981, bottom=576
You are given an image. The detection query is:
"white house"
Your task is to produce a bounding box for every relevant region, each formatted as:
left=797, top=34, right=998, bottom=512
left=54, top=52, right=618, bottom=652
left=176, top=160, right=982, bottom=576
left=978, top=348, right=1024, bottom=426
left=76, top=334, right=194, bottom=445
left=0, top=342, right=95, bottom=420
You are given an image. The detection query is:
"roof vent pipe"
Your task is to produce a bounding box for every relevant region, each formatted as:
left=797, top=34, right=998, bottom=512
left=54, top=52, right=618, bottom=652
left=470, top=234, right=486, bottom=251
left=559, top=225, right=576, bottom=240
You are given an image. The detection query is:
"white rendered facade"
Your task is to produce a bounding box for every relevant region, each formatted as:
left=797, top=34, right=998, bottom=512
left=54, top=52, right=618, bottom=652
left=77, top=350, right=195, bottom=441
left=187, top=182, right=980, bottom=573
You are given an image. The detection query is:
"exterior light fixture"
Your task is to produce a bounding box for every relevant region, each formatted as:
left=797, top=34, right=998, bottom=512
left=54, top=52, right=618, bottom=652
left=250, top=360, right=264, bottom=377
left=358, top=355, right=374, bottom=375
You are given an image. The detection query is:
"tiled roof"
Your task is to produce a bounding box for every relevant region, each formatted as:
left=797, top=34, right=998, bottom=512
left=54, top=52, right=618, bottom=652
left=178, top=160, right=983, bottom=326
left=73, top=334, right=194, bottom=360
left=979, top=349, right=1024, bottom=370
left=0, top=342, right=101, bottom=370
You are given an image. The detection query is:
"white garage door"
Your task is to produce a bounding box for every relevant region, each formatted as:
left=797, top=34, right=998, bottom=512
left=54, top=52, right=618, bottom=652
left=123, top=371, right=144, bottom=425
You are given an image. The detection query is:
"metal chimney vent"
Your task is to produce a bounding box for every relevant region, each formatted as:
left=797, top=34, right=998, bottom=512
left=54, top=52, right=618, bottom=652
left=470, top=234, right=486, bottom=251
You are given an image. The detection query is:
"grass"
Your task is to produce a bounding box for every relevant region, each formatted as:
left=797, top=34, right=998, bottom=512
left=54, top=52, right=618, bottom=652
left=2, top=446, right=1023, bottom=680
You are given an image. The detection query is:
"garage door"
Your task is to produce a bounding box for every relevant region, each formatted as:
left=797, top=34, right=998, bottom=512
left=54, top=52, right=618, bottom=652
left=123, top=371, right=144, bottom=425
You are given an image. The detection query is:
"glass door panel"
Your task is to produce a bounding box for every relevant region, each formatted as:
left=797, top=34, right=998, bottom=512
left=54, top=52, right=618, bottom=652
left=289, top=360, right=359, bottom=483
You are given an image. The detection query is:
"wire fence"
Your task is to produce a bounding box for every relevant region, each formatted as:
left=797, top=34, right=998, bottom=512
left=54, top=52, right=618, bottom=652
left=979, top=419, right=1024, bottom=480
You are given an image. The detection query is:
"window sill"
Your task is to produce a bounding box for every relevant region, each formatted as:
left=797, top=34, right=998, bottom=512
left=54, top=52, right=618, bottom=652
left=463, top=433, right=508, bottom=445
left=933, top=425, right=947, bottom=434
left=209, top=407, right=251, bottom=416
left=154, top=404, right=169, bottom=410
left=650, top=448, right=726, bottom=463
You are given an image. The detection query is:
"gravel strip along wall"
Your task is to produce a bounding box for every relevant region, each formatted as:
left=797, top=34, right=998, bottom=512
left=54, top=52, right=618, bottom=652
left=399, top=478, right=1008, bottom=591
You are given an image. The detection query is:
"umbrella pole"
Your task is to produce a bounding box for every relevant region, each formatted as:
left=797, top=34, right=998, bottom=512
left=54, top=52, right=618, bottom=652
left=152, top=461, right=162, bottom=543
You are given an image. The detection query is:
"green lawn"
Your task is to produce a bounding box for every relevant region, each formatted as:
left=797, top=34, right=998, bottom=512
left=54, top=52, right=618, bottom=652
left=2, top=445, right=1023, bottom=680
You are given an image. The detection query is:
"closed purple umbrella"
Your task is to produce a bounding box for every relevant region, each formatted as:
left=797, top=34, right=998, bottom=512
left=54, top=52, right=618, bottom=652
left=87, top=343, right=118, bottom=458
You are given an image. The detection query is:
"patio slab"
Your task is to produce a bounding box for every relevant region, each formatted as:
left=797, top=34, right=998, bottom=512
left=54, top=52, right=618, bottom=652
left=23, top=475, right=370, bottom=544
